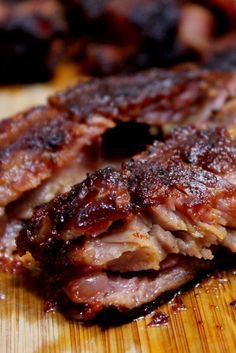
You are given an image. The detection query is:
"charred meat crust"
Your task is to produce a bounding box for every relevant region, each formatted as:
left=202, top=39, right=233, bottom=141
left=0, top=106, right=113, bottom=208
left=163, top=127, right=236, bottom=175
left=19, top=168, right=130, bottom=251
left=16, top=125, right=236, bottom=319
left=125, top=126, right=236, bottom=209
left=15, top=85, right=236, bottom=320
left=49, top=69, right=236, bottom=126
left=17, top=126, right=236, bottom=253
left=1, top=69, right=236, bottom=211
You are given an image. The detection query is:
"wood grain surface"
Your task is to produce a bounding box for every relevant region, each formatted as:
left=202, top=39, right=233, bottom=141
left=0, top=66, right=235, bottom=353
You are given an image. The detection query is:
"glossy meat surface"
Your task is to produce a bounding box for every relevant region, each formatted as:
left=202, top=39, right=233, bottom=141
left=18, top=126, right=236, bottom=246
left=0, top=106, right=113, bottom=208
left=1, top=68, right=236, bottom=272
left=17, top=126, right=236, bottom=318
left=50, top=69, right=236, bottom=127
left=2, top=68, right=234, bottom=210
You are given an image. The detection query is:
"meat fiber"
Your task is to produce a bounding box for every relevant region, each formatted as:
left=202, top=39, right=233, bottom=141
left=1, top=69, right=235, bottom=211
left=0, top=106, right=113, bottom=208
left=1, top=68, right=236, bottom=269
left=17, top=126, right=236, bottom=319
left=0, top=105, right=114, bottom=266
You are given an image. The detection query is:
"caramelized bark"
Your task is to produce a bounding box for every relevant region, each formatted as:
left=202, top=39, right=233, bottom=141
left=0, top=106, right=113, bottom=208
left=18, top=126, right=236, bottom=252
left=50, top=69, right=236, bottom=127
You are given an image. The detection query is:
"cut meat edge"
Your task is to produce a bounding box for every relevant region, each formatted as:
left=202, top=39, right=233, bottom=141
left=63, top=251, right=235, bottom=321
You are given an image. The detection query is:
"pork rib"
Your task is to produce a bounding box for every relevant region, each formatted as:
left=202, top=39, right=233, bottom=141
left=0, top=106, right=113, bottom=209
left=0, top=105, right=113, bottom=267
left=17, top=126, right=236, bottom=319
left=1, top=68, right=236, bottom=272
left=0, top=69, right=235, bottom=211
left=50, top=69, right=236, bottom=128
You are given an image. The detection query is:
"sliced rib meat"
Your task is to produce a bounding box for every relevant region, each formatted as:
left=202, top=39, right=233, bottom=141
left=64, top=254, right=224, bottom=320
left=0, top=106, right=114, bottom=208
left=1, top=68, right=236, bottom=269
left=17, top=126, right=236, bottom=319
left=0, top=68, right=235, bottom=212
left=0, top=105, right=114, bottom=267
left=49, top=69, right=236, bottom=128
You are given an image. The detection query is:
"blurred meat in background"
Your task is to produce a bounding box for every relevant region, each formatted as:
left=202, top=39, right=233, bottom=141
left=0, top=0, right=66, bottom=83
left=0, top=0, right=235, bottom=83
left=63, top=0, right=236, bottom=74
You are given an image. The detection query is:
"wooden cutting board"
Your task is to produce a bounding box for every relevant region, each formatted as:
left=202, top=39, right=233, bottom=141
left=0, top=65, right=235, bottom=353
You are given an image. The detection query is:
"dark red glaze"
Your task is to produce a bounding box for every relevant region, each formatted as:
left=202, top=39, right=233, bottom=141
left=169, top=294, right=186, bottom=313
left=148, top=311, right=169, bottom=327
left=18, top=167, right=130, bottom=252
left=124, top=126, right=236, bottom=215
left=49, top=69, right=236, bottom=126
left=1, top=68, right=235, bottom=213
left=16, top=125, right=236, bottom=321
left=17, top=125, right=236, bottom=255
left=0, top=106, right=112, bottom=208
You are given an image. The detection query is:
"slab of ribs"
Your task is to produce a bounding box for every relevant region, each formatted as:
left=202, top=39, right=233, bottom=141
left=0, top=67, right=235, bottom=321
